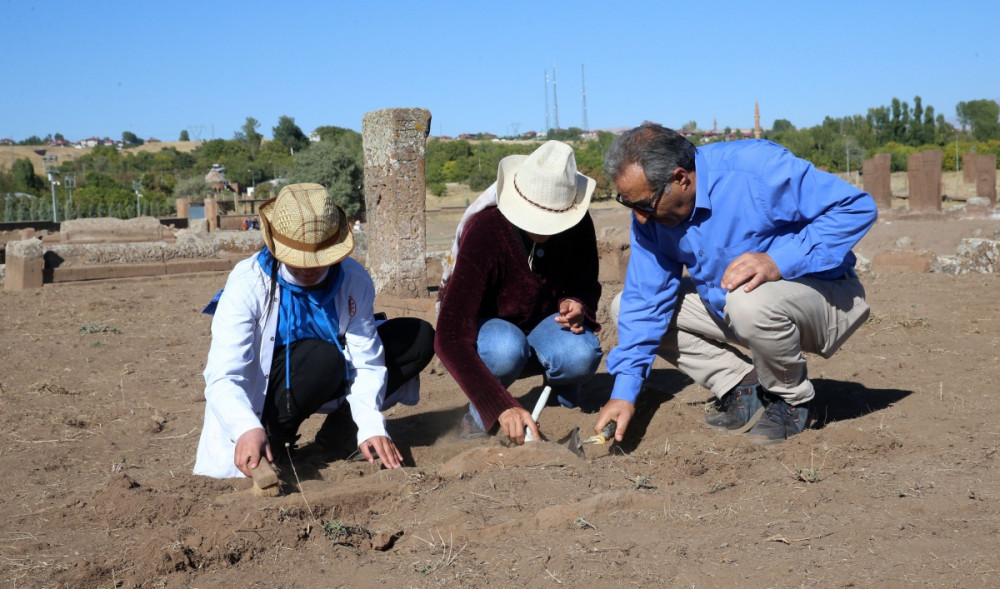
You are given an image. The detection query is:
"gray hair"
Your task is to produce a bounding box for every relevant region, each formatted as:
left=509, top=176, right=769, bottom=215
left=603, top=124, right=696, bottom=192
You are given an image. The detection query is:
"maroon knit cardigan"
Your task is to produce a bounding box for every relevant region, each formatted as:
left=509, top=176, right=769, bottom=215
left=434, top=207, right=601, bottom=429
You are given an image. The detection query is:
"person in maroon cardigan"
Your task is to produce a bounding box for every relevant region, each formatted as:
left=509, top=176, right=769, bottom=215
left=435, top=141, right=604, bottom=444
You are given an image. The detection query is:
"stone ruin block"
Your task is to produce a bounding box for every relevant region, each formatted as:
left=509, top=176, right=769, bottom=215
left=871, top=250, right=935, bottom=273
left=955, top=238, right=1000, bottom=273
left=4, top=238, right=45, bottom=291
left=176, top=198, right=189, bottom=219
left=907, top=150, right=942, bottom=212
left=963, top=152, right=977, bottom=183
left=60, top=217, right=173, bottom=244
left=974, top=154, right=997, bottom=206
left=362, top=107, right=432, bottom=298
left=863, top=153, right=892, bottom=209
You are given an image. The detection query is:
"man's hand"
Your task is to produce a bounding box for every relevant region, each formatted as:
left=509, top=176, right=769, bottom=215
left=596, top=399, right=635, bottom=443
left=235, top=427, right=273, bottom=478
left=359, top=435, right=404, bottom=469
left=721, top=252, right=782, bottom=293
left=554, top=299, right=586, bottom=334
left=497, top=406, right=540, bottom=445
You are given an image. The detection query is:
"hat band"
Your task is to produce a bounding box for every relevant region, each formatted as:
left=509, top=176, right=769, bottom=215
left=513, top=177, right=577, bottom=213
left=270, top=225, right=342, bottom=252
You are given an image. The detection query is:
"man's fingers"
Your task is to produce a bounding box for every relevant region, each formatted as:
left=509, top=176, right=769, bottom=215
left=613, top=414, right=630, bottom=442
left=742, top=273, right=765, bottom=292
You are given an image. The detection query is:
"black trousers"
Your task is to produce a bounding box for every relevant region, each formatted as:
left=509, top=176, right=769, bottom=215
left=262, top=317, right=435, bottom=444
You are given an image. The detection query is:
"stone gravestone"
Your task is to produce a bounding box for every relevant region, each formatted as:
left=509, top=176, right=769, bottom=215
left=974, top=154, right=997, bottom=207
left=907, top=150, right=942, bottom=212
left=362, top=107, right=432, bottom=298
left=963, top=152, right=977, bottom=184
left=4, top=238, right=45, bottom=291
left=863, top=153, right=892, bottom=209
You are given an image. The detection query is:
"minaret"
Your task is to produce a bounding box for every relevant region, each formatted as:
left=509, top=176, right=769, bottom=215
left=754, top=101, right=761, bottom=139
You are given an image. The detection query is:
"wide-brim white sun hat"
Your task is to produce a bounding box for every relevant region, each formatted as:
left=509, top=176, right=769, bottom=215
left=495, top=140, right=596, bottom=236
left=258, top=183, right=355, bottom=268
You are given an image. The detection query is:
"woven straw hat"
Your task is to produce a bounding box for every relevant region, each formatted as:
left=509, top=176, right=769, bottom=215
left=496, top=140, right=595, bottom=236
left=258, top=183, right=354, bottom=268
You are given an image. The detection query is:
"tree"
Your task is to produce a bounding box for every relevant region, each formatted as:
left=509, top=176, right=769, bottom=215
left=956, top=99, right=1000, bottom=141
left=179, top=129, right=190, bottom=141
left=313, top=126, right=363, bottom=156
left=240, top=117, right=262, bottom=159
left=272, top=116, right=309, bottom=153
left=122, top=131, right=143, bottom=147
left=12, top=158, right=45, bottom=194
left=17, top=135, right=44, bottom=146
left=772, top=119, right=794, bottom=133
left=285, top=140, right=364, bottom=217
left=172, top=175, right=212, bottom=204
left=681, top=120, right=698, bottom=131
left=75, top=171, right=136, bottom=213
left=256, top=139, right=294, bottom=181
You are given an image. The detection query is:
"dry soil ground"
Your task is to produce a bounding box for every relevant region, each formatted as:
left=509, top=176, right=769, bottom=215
left=2, top=198, right=1000, bottom=588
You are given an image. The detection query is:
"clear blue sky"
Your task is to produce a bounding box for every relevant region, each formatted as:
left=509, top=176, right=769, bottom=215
left=2, top=0, right=998, bottom=142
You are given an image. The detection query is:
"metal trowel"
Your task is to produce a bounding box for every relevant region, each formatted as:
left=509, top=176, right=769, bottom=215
left=567, top=421, right=617, bottom=458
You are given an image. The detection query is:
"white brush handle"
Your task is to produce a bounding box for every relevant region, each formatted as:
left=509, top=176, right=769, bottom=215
left=524, top=385, right=552, bottom=442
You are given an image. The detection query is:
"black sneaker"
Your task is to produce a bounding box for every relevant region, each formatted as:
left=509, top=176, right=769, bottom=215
left=746, top=396, right=811, bottom=445
left=314, top=404, right=359, bottom=459
left=705, top=383, right=765, bottom=433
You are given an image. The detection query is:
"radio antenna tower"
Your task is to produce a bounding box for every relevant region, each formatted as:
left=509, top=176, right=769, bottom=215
left=581, top=64, right=589, bottom=132
left=544, top=70, right=550, bottom=133
left=552, top=65, right=560, bottom=130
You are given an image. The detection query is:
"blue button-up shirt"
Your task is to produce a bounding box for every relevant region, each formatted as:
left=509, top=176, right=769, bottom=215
left=607, top=139, right=878, bottom=404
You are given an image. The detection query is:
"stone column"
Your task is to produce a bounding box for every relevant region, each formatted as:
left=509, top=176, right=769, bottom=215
left=204, top=198, right=218, bottom=231
left=4, top=238, right=45, bottom=291
left=974, top=154, right=997, bottom=207
left=907, top=150, right=942, bottom=212
left=175, top=198, right=189, bottom=219
left=863, top=153, right=892, bottom=210
left=362, top=107, right=432, bottom=297
left=963, top=152, right=977, bottom=183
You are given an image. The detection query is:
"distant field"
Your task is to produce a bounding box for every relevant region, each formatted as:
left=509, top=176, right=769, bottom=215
left=0, top=141, right=200, bottom=173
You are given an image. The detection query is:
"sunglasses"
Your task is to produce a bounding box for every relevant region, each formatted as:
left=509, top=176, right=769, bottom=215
left=614, top=184, right=666, bottom=213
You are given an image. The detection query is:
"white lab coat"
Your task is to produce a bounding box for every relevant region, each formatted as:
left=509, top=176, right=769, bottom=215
left=193, top=255, right=392, bottom=478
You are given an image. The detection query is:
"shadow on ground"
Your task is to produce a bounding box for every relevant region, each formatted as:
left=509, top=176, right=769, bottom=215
left=810, top=377, right=912, bottom=430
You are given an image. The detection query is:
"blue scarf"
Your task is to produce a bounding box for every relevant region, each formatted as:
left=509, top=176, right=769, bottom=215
left=257, top=249, right=347, bottom=391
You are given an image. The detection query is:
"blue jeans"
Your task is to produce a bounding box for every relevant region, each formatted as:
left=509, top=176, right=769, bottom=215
left=468, top=313, right=603, bottom=430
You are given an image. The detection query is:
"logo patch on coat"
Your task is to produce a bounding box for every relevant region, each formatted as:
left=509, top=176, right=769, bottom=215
left=348, top=296, right=357, bottom=318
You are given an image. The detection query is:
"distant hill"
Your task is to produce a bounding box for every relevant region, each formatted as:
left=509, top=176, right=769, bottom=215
left=0, top=141, right=201, bottom=174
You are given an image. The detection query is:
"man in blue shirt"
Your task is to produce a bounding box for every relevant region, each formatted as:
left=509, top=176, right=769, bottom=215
left=595, top=124, right=877, bottom=444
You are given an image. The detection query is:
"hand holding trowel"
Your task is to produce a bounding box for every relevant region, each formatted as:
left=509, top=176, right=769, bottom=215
left=567, top=421, right=617, bottom=458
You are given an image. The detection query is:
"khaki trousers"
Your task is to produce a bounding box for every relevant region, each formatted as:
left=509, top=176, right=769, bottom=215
left=612, top=275, right=870, bottom=404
